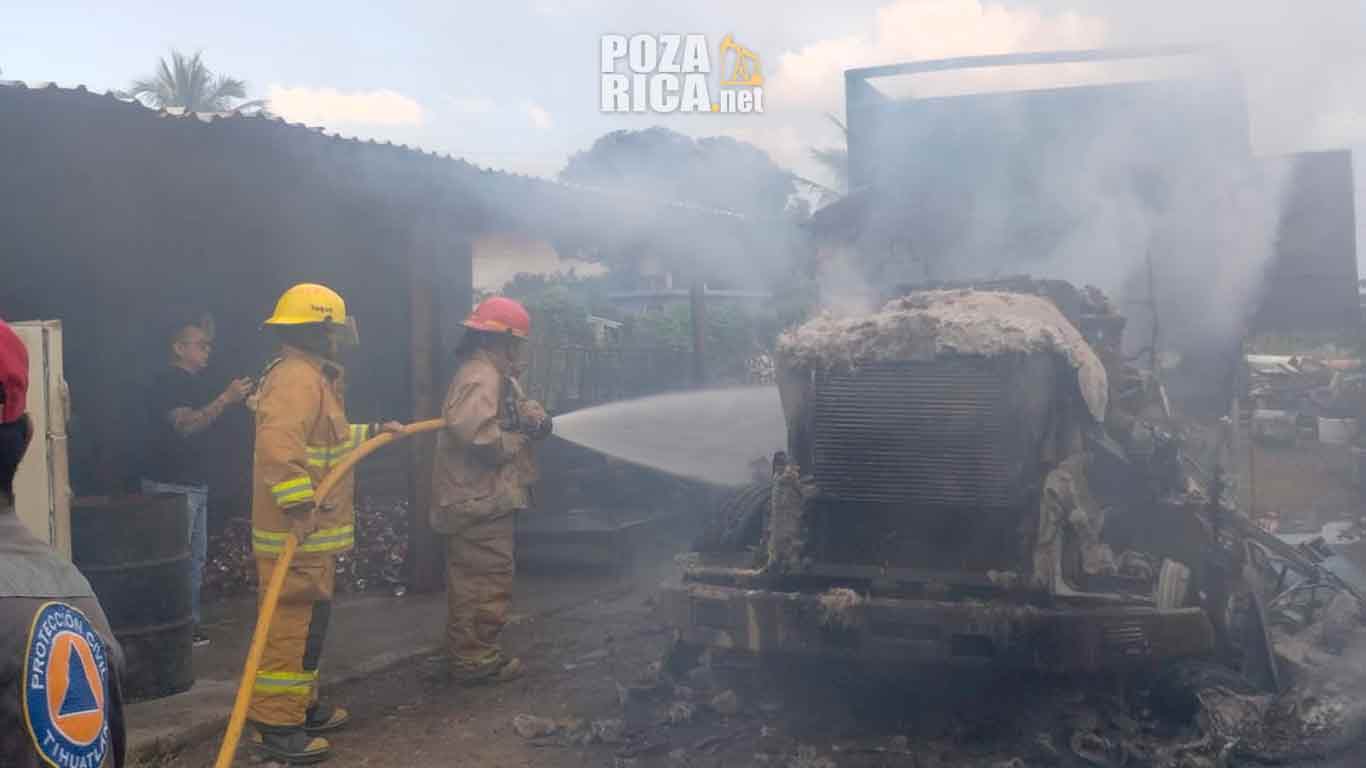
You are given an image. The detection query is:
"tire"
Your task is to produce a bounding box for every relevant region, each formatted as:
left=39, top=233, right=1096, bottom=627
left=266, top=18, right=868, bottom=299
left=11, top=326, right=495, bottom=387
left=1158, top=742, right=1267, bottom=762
left=1150, top=659, right=1258, bottom=724
left=663, top=635, right=705, bottom=678
left=693, top=482, right=772, bottom=552
left=719, top=483, right=772, bottom=551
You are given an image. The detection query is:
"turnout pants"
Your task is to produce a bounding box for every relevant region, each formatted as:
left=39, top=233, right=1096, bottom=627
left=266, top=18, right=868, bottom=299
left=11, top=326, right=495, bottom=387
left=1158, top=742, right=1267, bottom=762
left=247, top=554, right=336, bottom=727
left=444, top=510, right=516, bottom=675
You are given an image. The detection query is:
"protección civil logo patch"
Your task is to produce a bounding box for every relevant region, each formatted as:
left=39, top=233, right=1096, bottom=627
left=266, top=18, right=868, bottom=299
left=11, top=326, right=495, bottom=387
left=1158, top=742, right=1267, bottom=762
left=23, top=601, right=112, bottom=768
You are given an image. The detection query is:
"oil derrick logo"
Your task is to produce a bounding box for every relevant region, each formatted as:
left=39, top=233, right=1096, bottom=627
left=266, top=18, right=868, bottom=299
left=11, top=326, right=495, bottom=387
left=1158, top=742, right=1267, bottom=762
left=24, top=602, right=112, bottom=768
left=600, top=33, right=765, bottom=114
left=719, top=34, right=763, bottom=87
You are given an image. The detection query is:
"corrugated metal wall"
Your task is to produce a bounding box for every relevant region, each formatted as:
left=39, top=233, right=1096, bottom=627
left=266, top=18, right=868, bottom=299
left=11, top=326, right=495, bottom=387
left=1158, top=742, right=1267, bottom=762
left=1253, top=150, right=1360, bottom=337
left=0, top=85, right=474, bottom=507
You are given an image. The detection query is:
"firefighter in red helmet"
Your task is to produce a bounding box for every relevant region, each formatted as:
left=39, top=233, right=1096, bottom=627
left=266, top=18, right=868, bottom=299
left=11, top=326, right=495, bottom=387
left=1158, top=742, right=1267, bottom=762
left=428, top=297, right=551, bottom=684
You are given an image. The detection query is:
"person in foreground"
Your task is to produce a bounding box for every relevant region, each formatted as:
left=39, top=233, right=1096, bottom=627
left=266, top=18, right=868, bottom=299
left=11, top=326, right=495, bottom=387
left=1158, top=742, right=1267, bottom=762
left=0, top=317, right=127, bottom=767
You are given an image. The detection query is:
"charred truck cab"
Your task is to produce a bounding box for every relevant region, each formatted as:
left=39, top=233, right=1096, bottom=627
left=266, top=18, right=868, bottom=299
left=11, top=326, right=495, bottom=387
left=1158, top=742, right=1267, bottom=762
left=662, top=281, right=1244, bottom=673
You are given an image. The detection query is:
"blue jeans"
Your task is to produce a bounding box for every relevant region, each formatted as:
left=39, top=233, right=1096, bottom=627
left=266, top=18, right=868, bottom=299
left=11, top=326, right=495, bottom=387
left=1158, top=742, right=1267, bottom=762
left=142, top=479, right=208, bottom=627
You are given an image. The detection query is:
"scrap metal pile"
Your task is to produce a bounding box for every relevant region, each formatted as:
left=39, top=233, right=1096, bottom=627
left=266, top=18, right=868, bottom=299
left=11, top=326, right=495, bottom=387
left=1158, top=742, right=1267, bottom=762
left=1241, top=350, right=1364, bottom=535
left=337, top=497, right=410, bottom=596
left=1245, top=353, right=1363, bottom=439
left=203, top=517, right=256, bottom=598
left=203, top=497, right=410, bottom=599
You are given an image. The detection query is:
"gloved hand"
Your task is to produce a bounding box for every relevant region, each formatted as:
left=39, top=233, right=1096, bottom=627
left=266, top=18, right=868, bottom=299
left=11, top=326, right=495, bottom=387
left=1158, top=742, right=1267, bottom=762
left=283, top=503, right=319, bottom=544
left=517, top=399, right=546, bottom=427
left=517, top=400, right=553, bottom=440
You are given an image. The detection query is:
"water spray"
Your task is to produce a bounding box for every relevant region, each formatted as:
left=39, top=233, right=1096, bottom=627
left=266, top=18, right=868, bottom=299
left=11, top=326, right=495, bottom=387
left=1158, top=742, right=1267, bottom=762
left=550, top=386, right=785, bottom=487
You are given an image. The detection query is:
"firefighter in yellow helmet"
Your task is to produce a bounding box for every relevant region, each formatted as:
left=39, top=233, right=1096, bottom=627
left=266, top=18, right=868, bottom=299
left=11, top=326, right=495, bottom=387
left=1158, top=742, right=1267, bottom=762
left=246, top=283, right=399, bottom=763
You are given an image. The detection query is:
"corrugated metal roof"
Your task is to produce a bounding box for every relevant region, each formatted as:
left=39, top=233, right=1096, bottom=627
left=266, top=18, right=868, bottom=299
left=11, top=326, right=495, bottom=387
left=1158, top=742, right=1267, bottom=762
left=0, top=80, right=755, bottom=221
left=0, top=80, right=549, bottom=174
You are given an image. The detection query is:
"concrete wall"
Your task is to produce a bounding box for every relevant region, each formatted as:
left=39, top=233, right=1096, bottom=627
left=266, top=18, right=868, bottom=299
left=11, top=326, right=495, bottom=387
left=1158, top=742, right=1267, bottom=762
left=471, top=233, right=607, bottom=293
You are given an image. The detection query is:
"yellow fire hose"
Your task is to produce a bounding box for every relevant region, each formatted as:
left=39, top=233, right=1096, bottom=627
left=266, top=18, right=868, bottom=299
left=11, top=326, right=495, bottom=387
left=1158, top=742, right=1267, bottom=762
left=214, top=418, right=444, bottom=767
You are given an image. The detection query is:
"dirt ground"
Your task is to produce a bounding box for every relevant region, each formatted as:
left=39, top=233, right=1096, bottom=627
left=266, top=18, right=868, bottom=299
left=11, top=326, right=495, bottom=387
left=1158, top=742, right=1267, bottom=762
left=157, top=560, right=1359, bottom=768
left=165, top=569, right=679, bottom=768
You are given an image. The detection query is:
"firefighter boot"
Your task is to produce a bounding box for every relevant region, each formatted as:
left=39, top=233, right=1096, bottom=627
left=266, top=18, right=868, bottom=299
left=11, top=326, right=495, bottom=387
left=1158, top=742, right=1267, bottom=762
left=305, top=702, right=351, bottom=734
left=492, top=656, right=524, bottom=683
left=459, top=656, right=524, bottom=687
left=252, top=725, right=331, bottom=764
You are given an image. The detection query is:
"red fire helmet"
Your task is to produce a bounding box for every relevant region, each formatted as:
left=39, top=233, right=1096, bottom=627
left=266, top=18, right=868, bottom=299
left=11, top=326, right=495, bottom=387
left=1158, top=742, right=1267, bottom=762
left=463, top=297, right=531, bottom=339
left=0, top=318, right=27, bottom=424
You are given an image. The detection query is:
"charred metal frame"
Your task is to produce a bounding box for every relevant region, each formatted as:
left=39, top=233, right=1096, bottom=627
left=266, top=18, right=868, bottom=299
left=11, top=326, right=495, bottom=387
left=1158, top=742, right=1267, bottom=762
left=659, top=581, right=1213, bottom=671
left=844, top=45, right=1231, bottom=192
left=664, top=281, right=1231, bottom=671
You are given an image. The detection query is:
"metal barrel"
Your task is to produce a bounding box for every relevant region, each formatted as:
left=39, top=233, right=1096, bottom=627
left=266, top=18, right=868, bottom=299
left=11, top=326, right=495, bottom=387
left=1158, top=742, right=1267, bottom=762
left=71, top=494, right=194, bottom=701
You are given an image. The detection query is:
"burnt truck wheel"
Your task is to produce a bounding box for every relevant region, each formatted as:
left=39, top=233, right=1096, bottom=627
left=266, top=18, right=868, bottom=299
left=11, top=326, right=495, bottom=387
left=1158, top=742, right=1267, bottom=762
left=1150, top=659, right=1258, bottom=724
left=693, top=482, right=772, bottom=553
left=663, top=633, right=705, bottom=679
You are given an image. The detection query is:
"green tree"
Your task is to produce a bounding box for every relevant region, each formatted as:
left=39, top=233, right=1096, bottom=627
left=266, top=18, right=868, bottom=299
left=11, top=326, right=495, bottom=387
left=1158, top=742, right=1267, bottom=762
left=621, top=301, right=782, bottom=386
left=498, top=271, right=623, bottom=346
left=127, top=50, right=266, bottom=113
left=558, top=126, right=811, bottom=294
left=560, top=126, right=798, bottom=219
left=807, top=113, right=849, bottom=204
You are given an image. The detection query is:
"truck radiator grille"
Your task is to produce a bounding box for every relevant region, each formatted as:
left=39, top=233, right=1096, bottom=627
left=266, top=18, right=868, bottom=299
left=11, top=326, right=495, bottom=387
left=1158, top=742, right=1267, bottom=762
left=813, top=360, right=1017, bottom=506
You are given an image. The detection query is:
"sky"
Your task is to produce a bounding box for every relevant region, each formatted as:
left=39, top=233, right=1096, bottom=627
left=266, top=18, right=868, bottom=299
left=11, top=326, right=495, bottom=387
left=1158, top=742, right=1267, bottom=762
left=2, top=0, right=1363, bottom=249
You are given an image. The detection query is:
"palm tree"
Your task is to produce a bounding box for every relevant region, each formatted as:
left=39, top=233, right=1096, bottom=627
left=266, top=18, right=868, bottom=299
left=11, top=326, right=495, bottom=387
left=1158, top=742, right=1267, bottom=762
left=808, top=113, right=850, bottom=201
left=127, top=50, right=267, bottom=113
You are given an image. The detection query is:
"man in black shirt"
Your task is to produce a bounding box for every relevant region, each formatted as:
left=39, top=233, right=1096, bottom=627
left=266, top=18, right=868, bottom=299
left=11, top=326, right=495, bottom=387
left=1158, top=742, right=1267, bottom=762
left=143, top=317, right=251, bottom=647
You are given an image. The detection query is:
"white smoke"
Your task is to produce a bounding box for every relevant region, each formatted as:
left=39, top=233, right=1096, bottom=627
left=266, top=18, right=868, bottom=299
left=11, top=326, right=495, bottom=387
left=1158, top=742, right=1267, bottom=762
left=816, top=246, right=881, bottom=317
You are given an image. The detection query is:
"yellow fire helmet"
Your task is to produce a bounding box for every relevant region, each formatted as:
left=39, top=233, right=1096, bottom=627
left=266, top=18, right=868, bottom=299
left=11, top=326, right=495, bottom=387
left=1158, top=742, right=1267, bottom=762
left=263, top=283, right=358, bottom=343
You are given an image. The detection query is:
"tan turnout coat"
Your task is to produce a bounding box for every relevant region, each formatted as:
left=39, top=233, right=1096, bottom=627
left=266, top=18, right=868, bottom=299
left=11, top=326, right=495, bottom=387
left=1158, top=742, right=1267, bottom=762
left=430, top=348, right=536, bottom=533
left=251, top=347, right=373, bottom=557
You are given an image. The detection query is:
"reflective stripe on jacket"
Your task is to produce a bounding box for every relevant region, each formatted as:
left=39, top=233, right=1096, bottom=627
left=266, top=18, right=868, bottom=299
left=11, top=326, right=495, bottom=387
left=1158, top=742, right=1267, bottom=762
left=251, top=347, right=370, bottom=557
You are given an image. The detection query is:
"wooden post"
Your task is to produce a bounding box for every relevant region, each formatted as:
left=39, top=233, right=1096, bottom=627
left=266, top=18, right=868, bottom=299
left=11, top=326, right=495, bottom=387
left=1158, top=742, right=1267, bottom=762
left=690, top=280, right=706, bottom=388
left=406, top=220, right=444, bottom=592
left=1146, top=249, right=1161, bottom=377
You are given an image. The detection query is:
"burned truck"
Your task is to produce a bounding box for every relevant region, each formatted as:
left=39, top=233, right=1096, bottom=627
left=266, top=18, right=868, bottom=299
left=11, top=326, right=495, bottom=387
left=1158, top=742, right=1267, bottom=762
left=662, top=283, right=1264, bottom=674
